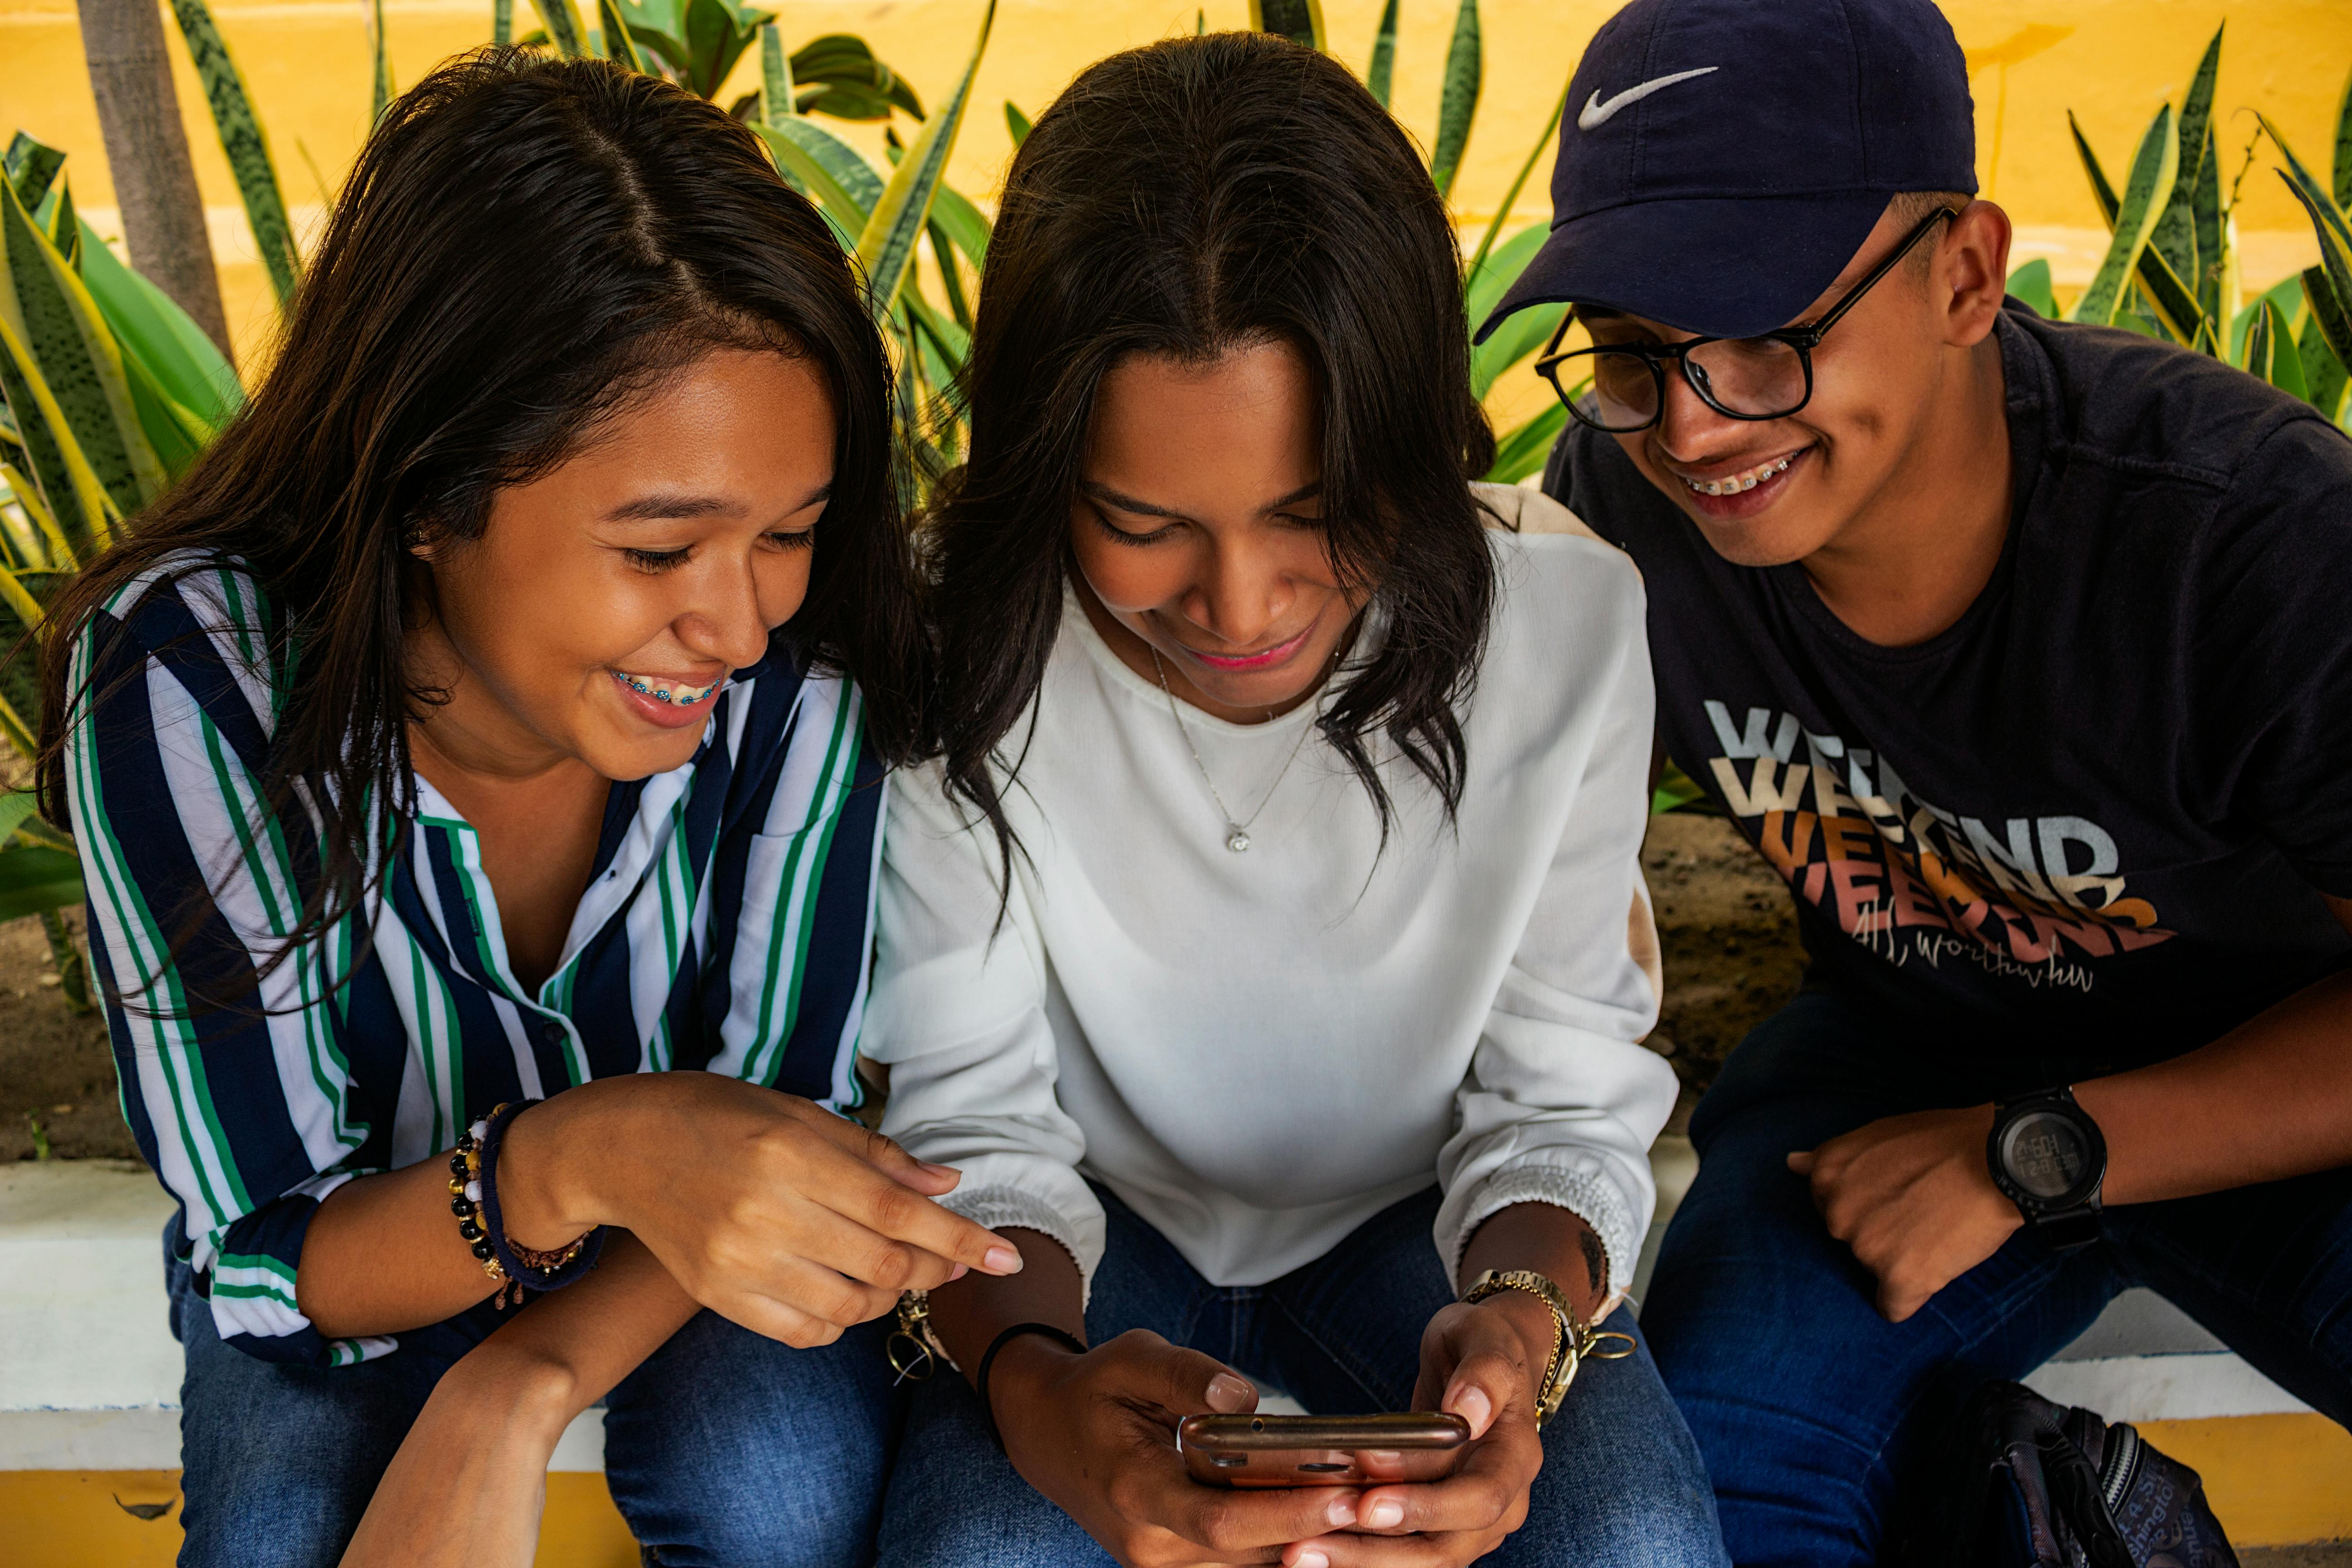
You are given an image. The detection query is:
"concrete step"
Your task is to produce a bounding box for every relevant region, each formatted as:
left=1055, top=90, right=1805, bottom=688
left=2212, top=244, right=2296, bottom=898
left=0, top=1148, right=2337, bottom=1498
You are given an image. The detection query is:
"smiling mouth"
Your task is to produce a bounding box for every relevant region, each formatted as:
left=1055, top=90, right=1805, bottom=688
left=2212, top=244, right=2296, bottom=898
left=612, top=669, right=723, bottom=707
left=1180, top=624, right=1313, bottom=672
left=1676, top=452, right=1798, bottom=496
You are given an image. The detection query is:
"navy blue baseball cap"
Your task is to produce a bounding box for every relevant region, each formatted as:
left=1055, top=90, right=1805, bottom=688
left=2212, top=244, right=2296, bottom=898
left=1476, top=0, right=1977, bottom=343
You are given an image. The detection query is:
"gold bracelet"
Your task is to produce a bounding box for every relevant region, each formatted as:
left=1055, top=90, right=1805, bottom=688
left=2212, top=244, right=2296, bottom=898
left=1461, top=1268, right=1637, bottom=1428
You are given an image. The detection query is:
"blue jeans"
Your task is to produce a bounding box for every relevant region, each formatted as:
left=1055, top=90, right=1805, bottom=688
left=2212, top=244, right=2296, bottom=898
left=168, top=1247, right=896, bottom=1567
left=876, top=1183, right=1727, bottom=1567
left=1641, top=990, right=2352, bottom=1568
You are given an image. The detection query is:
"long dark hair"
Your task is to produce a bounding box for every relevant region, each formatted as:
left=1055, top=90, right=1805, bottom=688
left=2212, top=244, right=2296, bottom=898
left=925, top=31, right=1497, bottom=872
left=36, top=48, right=917, bottom=963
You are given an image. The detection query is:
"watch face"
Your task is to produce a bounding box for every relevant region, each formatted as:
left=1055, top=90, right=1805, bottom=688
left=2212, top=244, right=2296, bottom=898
left=1999, top=1111, right=2093, bottom=1202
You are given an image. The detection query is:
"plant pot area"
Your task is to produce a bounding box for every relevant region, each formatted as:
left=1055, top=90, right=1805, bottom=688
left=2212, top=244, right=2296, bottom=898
left=0, top=909, right=130, bottom=1164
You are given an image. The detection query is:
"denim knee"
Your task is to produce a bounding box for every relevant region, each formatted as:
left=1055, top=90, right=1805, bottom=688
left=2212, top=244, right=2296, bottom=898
left=603, top=1313, right=897, bottom=1567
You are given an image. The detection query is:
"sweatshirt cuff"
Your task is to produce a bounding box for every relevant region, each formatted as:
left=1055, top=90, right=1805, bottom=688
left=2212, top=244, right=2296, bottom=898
left=938, top=1182, right=1102, bottom=1307
left=1437, top=1156, right=1642, bottom=1319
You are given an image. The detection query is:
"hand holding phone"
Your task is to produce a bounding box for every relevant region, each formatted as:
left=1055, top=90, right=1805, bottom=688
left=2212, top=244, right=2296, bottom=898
left=1178, top=1412, right=1473, bottom=1488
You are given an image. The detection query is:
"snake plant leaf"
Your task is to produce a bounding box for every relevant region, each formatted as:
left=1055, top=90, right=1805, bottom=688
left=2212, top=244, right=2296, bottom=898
left=855, top=0, right=995, bottom=314
left=369, top=0, right=394, bottom=122
left=494, top=0, right=513, bottom=45
left=1472, top=302, right=1565, bottom=400
left=1430, top=0, right=1482, bottom=200
left=681, top=0, right=765, bottom=99
left=76, top=220, right=240, bottom=428
left=1465, top=80, right=1568, bottom=284
left=2062, top=103, right=2219, bottom=343
left=2303, top=265, right=2352, bottom=382
left=599, top=0, right=649, bottom=71
left=2070, top=104, right=2176, bottom=327
left=2260, top=114, right=2352, bottom=251
left=2334, top=63, right=2352, bottom=213
left=0, top=565, right=71, bottom=750
left=0, top=462, right=71, bottom=568
left=1248, top=0, right=1325, bottom=51
left=1485, top=402, right=1568, bottom=486
left=2245, top=295, right=2310, bottom=402
left=41, top=184, right=81, bottom=272
left=168, top=0, right=302, bottom=306
left=1366, top=0, right=1400, bottom=108
left=758, top=22, right=794, bottom=125
left=526, top=0, right=591, bottom=58
left=2192, top=127, right=2224, bottom=329
left=2283, top=178, right=2352, bottom=380
left=3, top=135, right=65, bottom=213
left=2006, top=259, right=2058, bottom=318
left=604, top=0, right=688, bottom=72
left=926, top=182, right=990, bottom=271
left=1463, top=222, right=1548, bottom=338
left=0, top=179, right=161, bottom=523
left=2300, top=278, right=2349, bottom=419
left=1004, top=101, right=1032, bottom=148
left=0, top=327, right=103, bottom=560
left=2132, top=242, right=2205, bottom=346
left=2149, top=24, right=2220, bottom=297
left=2069, top=111, right=2121, bottom=226
left=756, top=117, right=882, bottom=240
left=792, top=35, right=924, bottom=121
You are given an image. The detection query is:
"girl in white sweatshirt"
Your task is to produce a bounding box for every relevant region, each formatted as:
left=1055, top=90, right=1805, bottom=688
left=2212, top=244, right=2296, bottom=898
left=864, top=32, right=1728, bottom=1568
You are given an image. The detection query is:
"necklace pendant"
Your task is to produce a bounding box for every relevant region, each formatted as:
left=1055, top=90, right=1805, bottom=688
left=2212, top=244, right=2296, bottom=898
left=1225, top=827, right=1251, bottom=854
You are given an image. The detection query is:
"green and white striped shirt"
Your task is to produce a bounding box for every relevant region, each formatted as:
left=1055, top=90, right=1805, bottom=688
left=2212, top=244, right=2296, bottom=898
left=67, top=559, right=886, bottom=1366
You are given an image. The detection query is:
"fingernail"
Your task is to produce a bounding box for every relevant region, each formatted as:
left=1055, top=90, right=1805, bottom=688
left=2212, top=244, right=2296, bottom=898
left=1326, top=1496, right=1358, bottom=1528
left=1365, top=1498, right=1404, bottom=1529
left=919, top=1160, right=958, bottom=1177
left=949, top=1262, right=968, bottom=1281
left=1452, top=1384, right=1494, bottom=1437
left=1295, top=1552, right=1329, bottom=1568
left=983, top=1245, right=1023, bottom=1274
left=1206, top=1372, right=1254, bottom=1411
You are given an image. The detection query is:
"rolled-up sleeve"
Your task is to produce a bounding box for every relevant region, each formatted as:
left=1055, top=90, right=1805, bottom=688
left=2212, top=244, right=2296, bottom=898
left=864, top=761, right=1104, bottom=1291
left=67, top=572, right=378, bottom=1367
left=1434, top=564, right=1677, bottom=1307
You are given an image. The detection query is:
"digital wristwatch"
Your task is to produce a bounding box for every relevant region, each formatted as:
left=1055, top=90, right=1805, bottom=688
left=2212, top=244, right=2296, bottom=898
left=1986, top=1086, right=2108, bottom=1250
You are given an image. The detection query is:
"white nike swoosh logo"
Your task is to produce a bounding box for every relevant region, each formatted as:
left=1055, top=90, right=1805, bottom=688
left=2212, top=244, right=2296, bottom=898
left=1577, top=67, right=1720, bottom=130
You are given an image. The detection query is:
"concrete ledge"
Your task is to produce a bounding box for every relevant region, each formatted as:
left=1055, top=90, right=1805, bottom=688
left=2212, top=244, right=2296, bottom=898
left=0, top=1145, right=2328, bottom=1476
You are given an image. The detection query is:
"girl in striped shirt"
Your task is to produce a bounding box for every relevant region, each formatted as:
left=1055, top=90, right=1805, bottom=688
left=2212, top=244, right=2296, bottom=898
left=38, top=50, right=1018, bottom=1568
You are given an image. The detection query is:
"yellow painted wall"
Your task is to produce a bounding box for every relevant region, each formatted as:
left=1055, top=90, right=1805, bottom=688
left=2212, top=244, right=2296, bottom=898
left=1, top=0, right=2347, bottom=377
left=1, top=1412, right=2346, bottom=1561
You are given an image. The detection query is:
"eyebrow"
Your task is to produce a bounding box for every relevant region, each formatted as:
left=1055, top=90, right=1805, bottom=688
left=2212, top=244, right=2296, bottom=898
left=602, top=480, right=832, bottom=524
left=1081, top=479, right=1323, bottom=520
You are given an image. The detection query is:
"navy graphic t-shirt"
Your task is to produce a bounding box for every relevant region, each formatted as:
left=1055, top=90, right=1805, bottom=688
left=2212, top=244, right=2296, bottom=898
left=1547, top=305, right=2352, bottom=1067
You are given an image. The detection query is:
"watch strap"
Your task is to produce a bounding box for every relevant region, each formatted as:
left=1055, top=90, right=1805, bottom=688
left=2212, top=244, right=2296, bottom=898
left=1461, top=1268, right=1636, bottom=1428
left=2031, top=1202, right=2104, bottom=1251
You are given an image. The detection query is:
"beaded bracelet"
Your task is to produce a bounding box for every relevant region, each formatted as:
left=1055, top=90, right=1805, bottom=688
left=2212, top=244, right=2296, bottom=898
left=448, top=1101, right=604, bottom=1309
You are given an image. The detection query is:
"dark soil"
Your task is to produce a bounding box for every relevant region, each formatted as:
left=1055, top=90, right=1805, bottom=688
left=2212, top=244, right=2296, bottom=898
left=0, top=907, right=139, bottom=1161
left=1642, top=810, right=1809, bottom=1131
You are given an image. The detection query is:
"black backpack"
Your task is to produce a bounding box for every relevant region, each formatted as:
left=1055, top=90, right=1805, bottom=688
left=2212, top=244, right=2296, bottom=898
left=1913, top=1381, right=2239, bottom=1568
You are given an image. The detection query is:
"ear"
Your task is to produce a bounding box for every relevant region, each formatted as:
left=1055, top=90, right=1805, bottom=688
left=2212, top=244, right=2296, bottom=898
left=1936, top=201, right=2013, bottom=350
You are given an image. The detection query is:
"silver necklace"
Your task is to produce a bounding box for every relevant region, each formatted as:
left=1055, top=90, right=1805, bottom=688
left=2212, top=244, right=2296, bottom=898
left=1150, top=649, right=1318, bottom=853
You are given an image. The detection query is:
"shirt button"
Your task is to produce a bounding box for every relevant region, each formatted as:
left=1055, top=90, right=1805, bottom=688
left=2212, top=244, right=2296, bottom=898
left=540, top=1021, right=566, bottom=1046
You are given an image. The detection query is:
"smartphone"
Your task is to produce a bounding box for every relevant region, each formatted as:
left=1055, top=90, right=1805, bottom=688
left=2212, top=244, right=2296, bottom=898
left=1177, top=1412, right=1473, bottom=1489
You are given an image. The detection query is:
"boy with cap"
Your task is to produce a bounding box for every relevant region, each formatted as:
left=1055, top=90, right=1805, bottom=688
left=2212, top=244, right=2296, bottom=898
left=1478, top=0, right=2352, bottom=1561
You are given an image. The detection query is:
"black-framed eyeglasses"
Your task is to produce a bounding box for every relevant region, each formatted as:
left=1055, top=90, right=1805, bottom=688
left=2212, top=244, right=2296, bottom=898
left=1535, top=208, right=1958, bottom=434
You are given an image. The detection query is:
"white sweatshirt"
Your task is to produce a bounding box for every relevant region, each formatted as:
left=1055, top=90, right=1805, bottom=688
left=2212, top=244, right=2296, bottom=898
left=866, top=485, right=1675, bottom=1302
